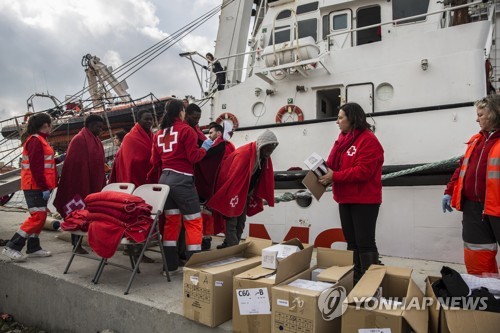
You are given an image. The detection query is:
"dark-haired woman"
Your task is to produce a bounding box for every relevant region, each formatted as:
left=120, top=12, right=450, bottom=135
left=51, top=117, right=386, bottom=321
left=318, top=102, right=384, bottom=283
left=205, top=52, right=225, bottom=91
left=148, top=99, right=213, bottom=271
left=2, top=113, right=56, bottom=261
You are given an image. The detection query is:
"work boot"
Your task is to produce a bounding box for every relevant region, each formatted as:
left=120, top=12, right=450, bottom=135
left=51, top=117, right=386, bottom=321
left=201, top=236, right=212, bottom=251
left=216, top=240, right=228, bottom=250
left=164, top=246, right=179, bottom=272
left=359, top=252, right=381, bottom=277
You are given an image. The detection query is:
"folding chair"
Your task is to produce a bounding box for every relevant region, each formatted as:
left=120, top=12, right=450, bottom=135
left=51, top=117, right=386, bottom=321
left=92, top=184, right=171, bottom=294
left=63, top=183, right=136, bottom=275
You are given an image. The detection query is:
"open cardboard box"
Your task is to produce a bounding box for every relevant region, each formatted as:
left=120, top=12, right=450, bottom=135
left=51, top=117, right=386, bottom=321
left=426, top=276, right=500, bottom=333
left=271, top=247, right=354, bottom=333
left=182, top=237, right=272, bottom=327
left=232, top=238, right=314, bottom=333
left=342, top=265, right=428, bottom=333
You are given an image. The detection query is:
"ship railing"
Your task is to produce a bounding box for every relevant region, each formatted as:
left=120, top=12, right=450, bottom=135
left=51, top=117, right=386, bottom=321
left=326, top=0, right=491, bottom=51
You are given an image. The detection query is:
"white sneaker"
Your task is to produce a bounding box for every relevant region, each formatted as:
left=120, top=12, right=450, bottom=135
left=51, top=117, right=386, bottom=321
left=2, top=247, right=26, bottom=262
left=27, top=249, right=52, bottom=258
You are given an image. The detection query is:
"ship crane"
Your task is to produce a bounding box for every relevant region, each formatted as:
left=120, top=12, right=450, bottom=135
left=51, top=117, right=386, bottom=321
left=81, top=54, right=132, bottom=109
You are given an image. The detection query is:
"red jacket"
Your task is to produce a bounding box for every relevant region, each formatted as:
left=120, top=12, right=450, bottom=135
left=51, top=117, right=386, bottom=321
left=21, top=133, right=56, bottom=191
left=326, top=129, right=384, bottom=204
left=445, top=131, right=500, bottom=203
left=148, top=119, right=206, bottom=179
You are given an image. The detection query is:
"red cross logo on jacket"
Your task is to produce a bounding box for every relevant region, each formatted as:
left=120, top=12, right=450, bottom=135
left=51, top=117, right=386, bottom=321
left=347, top=146, right=357, bottom=156
left=158, top=128, right=178, bottom=153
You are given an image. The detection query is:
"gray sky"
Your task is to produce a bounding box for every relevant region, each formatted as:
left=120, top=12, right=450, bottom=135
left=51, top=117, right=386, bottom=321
left=0, top=0, right=220, bottom=120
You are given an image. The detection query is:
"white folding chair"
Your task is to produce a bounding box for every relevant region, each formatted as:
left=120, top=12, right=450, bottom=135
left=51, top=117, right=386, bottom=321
left=101, top=182, right=136, bottom=193
left=47, top=187, right=58, bottom=213
left=63, top=183, right=136, bottom=275
left=92, top=184, right=171, bottom=294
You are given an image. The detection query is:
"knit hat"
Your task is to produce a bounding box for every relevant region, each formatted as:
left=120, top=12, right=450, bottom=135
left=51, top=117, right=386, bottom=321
left=255, top=130, right=279, bottom=167
left=256, top=130, right=279, bottom=151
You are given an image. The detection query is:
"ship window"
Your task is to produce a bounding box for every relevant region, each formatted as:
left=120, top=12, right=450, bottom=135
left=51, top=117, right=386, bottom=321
left=297, top=2, right=318, bottom=15
left=316, top=88, right=341, bottom=119
left=298, top=19, right=317, bottom=42
left=333, top=14, right=348, bottom=30
left=392, top=0, right=430, bottom=24
left=356, top=6, right=381, bottom=46
left=322, top=15, right=329, bottom=40
left=276, top=10, right=292, bottom=20
left=269, top=26, right=292, bottom=45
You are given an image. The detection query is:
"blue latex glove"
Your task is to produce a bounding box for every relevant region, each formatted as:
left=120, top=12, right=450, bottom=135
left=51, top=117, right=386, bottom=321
left=42, top=190, right=51, bottom=201
left=442, top=194, right=452, bottom=213
left=201, top=139, right=214, bottom=151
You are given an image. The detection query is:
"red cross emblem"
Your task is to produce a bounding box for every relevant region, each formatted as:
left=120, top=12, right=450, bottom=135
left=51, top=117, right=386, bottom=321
left=230, top=195, right=239, bottom=208
left=347, top=146, right=357, bottom=156
left=158, top=128, right=178, bottom=153
left=64, top=195, right=86, bottom=215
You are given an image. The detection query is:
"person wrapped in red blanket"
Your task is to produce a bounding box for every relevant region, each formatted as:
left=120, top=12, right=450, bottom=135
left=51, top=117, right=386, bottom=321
left=208, top=130, right=278, bottom=248
left=54, top=115, right=106, bottom=254
left=194, top=122, right=235, bottom=250
left=109, top=110, right=154, bottom=187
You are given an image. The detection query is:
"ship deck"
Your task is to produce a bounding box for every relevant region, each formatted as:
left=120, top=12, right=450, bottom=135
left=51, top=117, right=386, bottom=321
left=0, top=208, right=465, bottom=333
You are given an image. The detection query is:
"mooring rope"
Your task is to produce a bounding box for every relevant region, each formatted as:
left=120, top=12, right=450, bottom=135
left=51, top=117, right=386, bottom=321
left=271, top=155, right=463, bottom=204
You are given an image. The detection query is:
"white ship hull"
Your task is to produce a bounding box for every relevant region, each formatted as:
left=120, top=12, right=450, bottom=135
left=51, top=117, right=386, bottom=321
left=189, top=0, right=499, bottom=263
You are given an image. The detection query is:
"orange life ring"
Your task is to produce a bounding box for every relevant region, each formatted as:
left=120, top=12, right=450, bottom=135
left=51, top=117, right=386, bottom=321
left=275, top=104, right=304, bottom=123
left=215, top=112, right=239, bottom=129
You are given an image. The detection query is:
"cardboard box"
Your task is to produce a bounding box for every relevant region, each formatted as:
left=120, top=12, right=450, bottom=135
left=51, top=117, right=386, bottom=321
left=426, top=276, right=500, bottom=333
left=271, top=247, right=354, bottom=333
left=262, top=244, right=301, bottom=269
left=342, top=265, right=428, bottom=333
left=183, top=237, right=272, bottom=327
left=232, top=239, right=314, bottom=333
left=304, top=152, right=328, bottom=177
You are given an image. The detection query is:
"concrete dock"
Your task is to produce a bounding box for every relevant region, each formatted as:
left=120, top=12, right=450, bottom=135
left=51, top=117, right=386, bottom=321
left=0, top=207, right=466, bottom=333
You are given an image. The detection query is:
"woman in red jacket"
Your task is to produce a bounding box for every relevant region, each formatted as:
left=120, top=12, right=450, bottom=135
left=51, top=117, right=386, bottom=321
left=2, top=113, right=56, bottom=261
left=319, top=102, right=384, bottom=283
left=443, top=94, right=500, bottom=275
left=148, top=99, right=213, bottom=271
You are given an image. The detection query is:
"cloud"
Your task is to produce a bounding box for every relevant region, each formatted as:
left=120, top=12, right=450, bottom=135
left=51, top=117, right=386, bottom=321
left=0, top=0, right=219, bottom=122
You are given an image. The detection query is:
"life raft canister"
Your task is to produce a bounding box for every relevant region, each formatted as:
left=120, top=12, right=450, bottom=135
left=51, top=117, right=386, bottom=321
left=215, top=112, right=239, bottom=129
left=276, top=104, right=304, bottom=123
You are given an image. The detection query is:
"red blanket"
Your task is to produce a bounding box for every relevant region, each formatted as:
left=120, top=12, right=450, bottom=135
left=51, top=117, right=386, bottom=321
left=88, top=214, right=153, bottom=258
left=54, top=128, right=106, bottom=218
left=109, top=123, right=153, bottom=187
left=208, top=142, right=275, bottom=233
left=194, top=138, right=229, bottom=200
left=61, top=209, right=92, bottom=232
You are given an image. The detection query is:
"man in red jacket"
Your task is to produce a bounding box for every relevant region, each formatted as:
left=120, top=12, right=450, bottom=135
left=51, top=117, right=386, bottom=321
left=54, top=115, right=106, bottom=254
left=209, top=130, right=278, bottom=248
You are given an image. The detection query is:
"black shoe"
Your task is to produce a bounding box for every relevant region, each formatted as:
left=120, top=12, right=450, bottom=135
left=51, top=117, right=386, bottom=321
left=201, top=237, right=212, bottom=251
left=216, top=242, right=228, bottom=250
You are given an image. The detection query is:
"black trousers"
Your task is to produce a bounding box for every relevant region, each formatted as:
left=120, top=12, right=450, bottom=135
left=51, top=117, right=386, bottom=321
left=339, top=203, right=380, bottom=254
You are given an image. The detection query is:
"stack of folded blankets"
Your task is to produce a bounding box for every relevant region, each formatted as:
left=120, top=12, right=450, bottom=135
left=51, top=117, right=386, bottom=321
left=61, top=191, right=153, bottom=258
